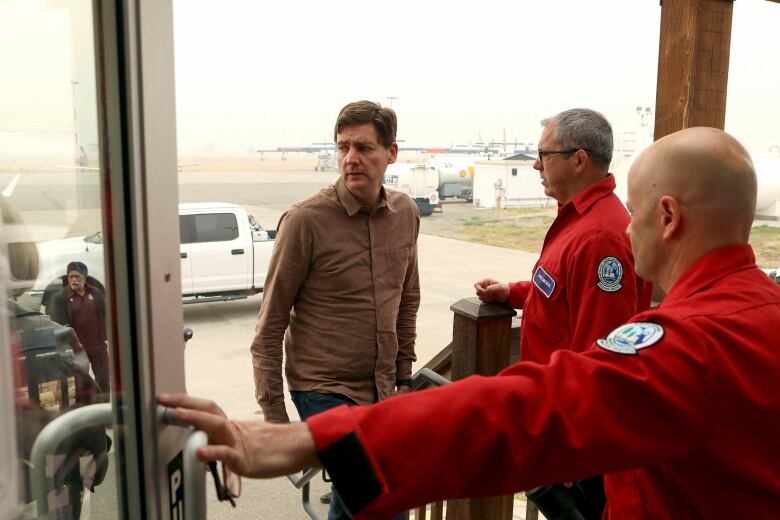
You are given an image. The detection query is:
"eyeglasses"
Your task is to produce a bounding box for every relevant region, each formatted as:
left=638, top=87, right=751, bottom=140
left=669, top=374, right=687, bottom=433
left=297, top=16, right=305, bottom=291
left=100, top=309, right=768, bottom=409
left=537, top=149, right=590, bottom=162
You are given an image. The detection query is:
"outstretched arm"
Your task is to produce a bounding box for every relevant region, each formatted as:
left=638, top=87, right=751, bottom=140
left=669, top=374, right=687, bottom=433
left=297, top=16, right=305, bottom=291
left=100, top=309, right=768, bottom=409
left=158, top=393, right=320, bottom=478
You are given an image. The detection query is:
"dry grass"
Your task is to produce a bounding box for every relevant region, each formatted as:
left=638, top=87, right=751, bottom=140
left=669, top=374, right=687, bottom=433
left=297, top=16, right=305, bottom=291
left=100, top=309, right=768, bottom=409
left=422, top=205, right=780, bottom=267
left=749, top=225, right=780, bottom=267
left=421, top=206, right=555, bottom=254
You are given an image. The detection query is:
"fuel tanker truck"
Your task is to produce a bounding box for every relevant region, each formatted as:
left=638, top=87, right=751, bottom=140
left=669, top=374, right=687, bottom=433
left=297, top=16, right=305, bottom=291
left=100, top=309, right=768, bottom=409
left=430, top=156, right=474, bottom=202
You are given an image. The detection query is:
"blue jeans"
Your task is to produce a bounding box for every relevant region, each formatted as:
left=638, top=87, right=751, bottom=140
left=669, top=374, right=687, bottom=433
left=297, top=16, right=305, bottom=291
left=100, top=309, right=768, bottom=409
left=291, top=391, right=407, bottom=520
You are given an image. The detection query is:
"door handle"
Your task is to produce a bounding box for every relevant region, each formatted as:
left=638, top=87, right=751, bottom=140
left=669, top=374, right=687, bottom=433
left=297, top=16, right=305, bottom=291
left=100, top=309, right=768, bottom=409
left=181, top=252, right=188, bottom=258
left=31, top=404, right=113, bottom=516
left=231, top=249, right=244, bottom=255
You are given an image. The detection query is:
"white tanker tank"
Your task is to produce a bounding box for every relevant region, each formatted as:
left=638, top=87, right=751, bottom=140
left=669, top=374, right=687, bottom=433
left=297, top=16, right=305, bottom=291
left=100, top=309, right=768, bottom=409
left=430, top=156, right=475, bottom=201
left=383, top=162, right=441, bottom=216
left=614, top=147, right=780, bottom=218
left=753, top=156, right=780, bottom=216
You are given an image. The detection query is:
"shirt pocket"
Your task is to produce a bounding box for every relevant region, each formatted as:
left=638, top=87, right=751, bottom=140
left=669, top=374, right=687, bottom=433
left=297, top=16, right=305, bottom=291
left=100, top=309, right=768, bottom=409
left=527, top=265, right=566, bottom=345
left=382, top=246, right=412, bottom=288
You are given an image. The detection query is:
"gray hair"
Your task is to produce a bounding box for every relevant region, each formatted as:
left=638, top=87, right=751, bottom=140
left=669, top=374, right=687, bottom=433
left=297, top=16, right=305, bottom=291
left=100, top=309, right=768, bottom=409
left=542, top=108, right=613, bottom=168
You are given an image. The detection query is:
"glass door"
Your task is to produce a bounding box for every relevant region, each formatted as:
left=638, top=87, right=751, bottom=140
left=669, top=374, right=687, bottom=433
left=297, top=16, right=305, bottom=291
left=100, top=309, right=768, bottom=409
left=0, top=0, right=187, bottom=518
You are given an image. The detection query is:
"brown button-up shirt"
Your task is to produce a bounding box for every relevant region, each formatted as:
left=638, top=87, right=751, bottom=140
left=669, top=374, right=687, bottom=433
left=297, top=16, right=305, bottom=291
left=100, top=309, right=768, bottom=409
left=251, top=179, right=420, bottom=422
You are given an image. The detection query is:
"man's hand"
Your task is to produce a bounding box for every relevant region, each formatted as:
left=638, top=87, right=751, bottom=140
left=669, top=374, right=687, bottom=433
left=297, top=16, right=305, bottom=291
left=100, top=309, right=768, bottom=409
left=474, top=278, right=510, bottom=304
left=396, top=385, right=412, bottom=395
left=157, top=394, right=320, bottom=479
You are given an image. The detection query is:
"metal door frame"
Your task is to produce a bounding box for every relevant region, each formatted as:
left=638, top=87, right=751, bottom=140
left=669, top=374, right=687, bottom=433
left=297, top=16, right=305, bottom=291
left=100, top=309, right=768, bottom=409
left=92, top=0, right=186, bottom=517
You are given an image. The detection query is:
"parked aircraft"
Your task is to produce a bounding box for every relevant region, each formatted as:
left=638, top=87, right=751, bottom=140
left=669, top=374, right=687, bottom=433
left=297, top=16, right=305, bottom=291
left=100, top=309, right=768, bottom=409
left=256, top=140, right=537, bottom=168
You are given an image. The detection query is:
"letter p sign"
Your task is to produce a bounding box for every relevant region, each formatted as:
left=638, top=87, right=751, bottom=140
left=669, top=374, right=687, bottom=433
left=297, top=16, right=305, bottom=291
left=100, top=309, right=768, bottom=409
left=168, top=452, right=184, bottom=519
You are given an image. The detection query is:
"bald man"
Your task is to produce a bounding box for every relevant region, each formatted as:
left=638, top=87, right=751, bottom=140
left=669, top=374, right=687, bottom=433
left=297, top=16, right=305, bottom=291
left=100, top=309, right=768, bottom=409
left=160, top=128, right=780, bottom=518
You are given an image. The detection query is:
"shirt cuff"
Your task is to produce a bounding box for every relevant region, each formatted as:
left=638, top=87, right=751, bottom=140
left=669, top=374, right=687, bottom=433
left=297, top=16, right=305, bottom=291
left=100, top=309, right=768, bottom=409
left=307, top=405, right=389, bottom=516
left=508, top=281, right=530, bottom=309
left=259, top=403, right=289, bottom=423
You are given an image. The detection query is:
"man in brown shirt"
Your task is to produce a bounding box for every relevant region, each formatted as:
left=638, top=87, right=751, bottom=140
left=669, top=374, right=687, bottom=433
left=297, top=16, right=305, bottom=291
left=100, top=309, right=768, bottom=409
left=251, top=100, right=419, bottom=519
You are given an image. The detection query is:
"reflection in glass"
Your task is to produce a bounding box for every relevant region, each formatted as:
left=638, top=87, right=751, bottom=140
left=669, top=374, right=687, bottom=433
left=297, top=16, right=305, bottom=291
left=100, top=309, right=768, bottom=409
left=1, top=1, right=118, bottom=518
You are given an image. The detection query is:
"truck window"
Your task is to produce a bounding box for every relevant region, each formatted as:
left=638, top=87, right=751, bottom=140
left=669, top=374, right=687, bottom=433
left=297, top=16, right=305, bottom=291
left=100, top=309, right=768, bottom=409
left=185, top=213, right=240, bottom=243
left=179, top=215, right=193, bottom=244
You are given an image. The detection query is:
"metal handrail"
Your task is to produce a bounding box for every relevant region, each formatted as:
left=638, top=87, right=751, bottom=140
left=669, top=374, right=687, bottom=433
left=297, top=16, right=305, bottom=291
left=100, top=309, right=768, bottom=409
left=287, top=467, right=320, bottom=489
left=286, top=468, right=323, bottom=520
left=410, top=367, right=451, bottom=390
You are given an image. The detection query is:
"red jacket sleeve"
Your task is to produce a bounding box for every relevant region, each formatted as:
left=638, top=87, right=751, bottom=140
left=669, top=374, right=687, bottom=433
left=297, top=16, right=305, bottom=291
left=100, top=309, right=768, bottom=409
left=507, top=281, right=531, bottom=309
left=306, top=314, right=710, bottom=519
left=565, top=230, right=649, bottom=352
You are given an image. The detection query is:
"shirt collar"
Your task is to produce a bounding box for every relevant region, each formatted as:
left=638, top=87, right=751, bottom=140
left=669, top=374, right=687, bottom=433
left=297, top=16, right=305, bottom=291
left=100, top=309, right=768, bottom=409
left=335, top=177, right=394, bottom=216
left=663, top=244, right=757, bottom=305
left=566, top=174, right=617, bottom=215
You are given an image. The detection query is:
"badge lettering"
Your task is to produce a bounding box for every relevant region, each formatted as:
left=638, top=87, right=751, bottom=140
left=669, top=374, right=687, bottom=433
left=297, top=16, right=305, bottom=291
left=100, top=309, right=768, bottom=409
left=532, top=266, right=556, bottom=298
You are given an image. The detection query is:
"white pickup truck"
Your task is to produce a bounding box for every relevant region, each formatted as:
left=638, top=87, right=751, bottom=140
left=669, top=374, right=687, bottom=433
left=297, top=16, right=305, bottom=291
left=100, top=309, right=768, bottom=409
left=31, top=202, right=276, bottom=305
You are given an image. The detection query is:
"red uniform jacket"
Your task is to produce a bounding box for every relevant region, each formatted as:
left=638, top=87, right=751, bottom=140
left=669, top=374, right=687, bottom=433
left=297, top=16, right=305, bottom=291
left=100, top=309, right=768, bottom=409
left=508, top=174, right=651, bottom=362
left=308, top=245, right=780, bottom=519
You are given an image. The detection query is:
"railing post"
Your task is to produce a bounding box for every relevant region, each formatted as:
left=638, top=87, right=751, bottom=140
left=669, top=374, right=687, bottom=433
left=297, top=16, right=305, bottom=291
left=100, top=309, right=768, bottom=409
left=450, top=297, right=515, bottom=380
left=446, top=297, right=516, bottom=520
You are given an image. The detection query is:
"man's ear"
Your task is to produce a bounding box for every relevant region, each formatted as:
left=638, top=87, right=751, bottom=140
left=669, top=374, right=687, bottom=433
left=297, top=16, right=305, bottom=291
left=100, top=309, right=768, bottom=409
left=659, top=195, right=682, bottom=241
left=388, top=143, right=399, bottom=164
left=573, top=149, right=588, bottom=173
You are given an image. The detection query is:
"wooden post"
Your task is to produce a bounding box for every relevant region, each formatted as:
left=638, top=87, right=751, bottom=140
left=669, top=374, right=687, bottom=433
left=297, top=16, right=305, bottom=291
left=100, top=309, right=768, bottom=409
left=449, top=298, right=515, bottom=380
left=654, top=0, right=734, bottom=140
left=446, top=297, right=516, bottom=520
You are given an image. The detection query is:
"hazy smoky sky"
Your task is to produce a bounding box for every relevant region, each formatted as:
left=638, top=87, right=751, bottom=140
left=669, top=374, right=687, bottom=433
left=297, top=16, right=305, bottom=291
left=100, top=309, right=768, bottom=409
left=2, top=0, right=779, bottom=157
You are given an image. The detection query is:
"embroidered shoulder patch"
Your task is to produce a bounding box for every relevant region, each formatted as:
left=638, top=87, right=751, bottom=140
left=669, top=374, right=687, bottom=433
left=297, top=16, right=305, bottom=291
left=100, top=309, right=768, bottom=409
left=597, top=256, right=623, bottom=292
left=596, top=322, right=664, bottom=355
left=532, top=266, right=556, bottom=298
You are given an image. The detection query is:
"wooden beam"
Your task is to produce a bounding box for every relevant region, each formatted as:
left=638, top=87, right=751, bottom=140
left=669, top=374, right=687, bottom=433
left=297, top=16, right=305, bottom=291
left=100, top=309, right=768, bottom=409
left=654, top=0, right=734, bottom=140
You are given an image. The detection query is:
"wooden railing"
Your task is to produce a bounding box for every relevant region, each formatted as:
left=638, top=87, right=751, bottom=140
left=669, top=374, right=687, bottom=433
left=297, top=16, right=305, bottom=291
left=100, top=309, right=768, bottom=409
left=412, top=297, right=538, bottom=520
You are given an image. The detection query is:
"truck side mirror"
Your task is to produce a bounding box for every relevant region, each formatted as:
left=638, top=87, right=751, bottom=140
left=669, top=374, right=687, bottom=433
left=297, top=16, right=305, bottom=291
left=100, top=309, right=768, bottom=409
left=252, top=230, right=269, bottom=242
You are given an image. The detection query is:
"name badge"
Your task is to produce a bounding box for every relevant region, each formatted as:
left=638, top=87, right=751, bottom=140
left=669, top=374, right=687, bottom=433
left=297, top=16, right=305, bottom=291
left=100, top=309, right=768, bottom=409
left=532, top=266, right=556, bottom=298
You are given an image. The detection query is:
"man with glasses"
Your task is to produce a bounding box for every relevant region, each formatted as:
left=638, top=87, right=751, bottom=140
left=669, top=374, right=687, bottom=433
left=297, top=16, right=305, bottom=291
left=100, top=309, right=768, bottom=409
left=474, top=108, right=651, bottom=518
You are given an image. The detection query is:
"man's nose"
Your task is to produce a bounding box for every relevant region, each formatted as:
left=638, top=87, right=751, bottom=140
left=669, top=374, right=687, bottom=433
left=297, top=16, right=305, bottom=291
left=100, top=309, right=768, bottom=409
left=344, top=147, right=359, bottom=163
left=533, top=158, right=543, bottom=172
